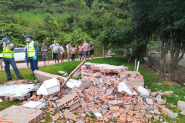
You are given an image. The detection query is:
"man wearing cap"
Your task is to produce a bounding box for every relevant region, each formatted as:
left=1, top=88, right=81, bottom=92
left=24, top=34, right=39, bottom=76
left=2, top=37, right=22, bottom=80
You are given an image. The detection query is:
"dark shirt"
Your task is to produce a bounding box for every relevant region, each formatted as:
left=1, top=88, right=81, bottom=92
left=41, top=46, right=48, bottom=56
left=90, top=44, right=94, bottom=51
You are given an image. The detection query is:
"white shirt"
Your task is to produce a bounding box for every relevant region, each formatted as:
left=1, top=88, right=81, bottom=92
left=60, top=46, right=64, bottom=54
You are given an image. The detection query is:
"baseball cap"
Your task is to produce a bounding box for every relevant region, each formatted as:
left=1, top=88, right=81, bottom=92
left=25, top=34, right=32, bottom=38
left=2, top=37, right=8, bottom=42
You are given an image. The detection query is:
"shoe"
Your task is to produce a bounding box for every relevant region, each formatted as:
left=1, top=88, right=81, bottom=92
left=18, top=77, right=23, bottom=79
left=7, top=78, right=12, bottom=81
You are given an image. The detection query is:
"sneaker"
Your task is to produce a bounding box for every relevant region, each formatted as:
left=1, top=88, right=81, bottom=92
left=7, top=78, right=12, bottom=81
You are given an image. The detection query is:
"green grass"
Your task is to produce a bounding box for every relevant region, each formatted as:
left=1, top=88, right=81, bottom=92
left=0, top=56, right=185, bottom=123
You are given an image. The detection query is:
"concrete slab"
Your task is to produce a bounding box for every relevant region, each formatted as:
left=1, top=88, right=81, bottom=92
left=0, top=106, right=44, bottom=123
left=0, top=83, right=35, bottom=101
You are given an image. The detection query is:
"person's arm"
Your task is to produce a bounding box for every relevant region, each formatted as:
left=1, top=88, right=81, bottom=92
left=44, top=46, right=47, bottom=52
left=34, top=42, right=39, bottom=56
left=7, top=44, right=13, bottom=50
left=90, top=44, right=94, bottom=50
left=25, top=46, right=27, bottom=57
left=50, top=45, right=53, bottom=51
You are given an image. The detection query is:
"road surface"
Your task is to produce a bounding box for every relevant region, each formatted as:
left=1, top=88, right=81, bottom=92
left=0, top=56, right=111, bottom=71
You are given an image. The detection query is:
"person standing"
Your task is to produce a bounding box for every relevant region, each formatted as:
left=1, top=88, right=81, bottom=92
left=78, top=43, right=84, bottom=61
left=60, top=43, right=65, bottom=62
left=50, top=40, right=60, bottom=64
left=89, top=40, right=94, bottom=60
left=24, top=34, right=39, bottom=76
left=2, top=37, right=22, bottom=80
left=71, top=44, right=77, bottom=61
left=0, top=40, right=4, bottom=69
left=82, top=41, right=90, bottom=60
left=66, top=41, right=72, bottom=60
left=41, top=43, right=49, bottom=66
left=24, top=46, right=29, bottom=69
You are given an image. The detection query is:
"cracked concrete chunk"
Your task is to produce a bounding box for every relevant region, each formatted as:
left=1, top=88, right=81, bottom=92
left=37, top=78, right=60, bottom=95
left=177, top=101, right=185, bottom=111
left=137, top=86, right=149, bottom=98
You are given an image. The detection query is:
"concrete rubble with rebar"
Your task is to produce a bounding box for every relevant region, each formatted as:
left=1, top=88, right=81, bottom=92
left=0, top=62, right=184, bottom=122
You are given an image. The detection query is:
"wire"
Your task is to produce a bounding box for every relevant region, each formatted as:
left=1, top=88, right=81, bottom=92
left=0, top=1, right=128, bottom=14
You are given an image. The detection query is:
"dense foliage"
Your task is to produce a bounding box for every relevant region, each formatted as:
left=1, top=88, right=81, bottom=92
left=0, top=0, right=131, bottom=57
left=0, top=0, right=184, bottom=68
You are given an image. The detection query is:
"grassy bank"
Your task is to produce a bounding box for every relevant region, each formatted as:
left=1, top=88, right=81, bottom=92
left=0, top=56, right=185, bottom=122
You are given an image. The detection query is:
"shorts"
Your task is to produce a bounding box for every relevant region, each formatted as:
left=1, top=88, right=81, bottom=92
left=26, top=58, right=29, bottom=63
left=90, top=50, right=94, bottom=55
left=60, top=54, right=64, bottom=59
left=42, top=55, right=48, bottom=61
left=53, top=52, right=58, bottom=59
left=78, top=52, right=84, bottom=59
left=83, top=51, right=88, bottom=57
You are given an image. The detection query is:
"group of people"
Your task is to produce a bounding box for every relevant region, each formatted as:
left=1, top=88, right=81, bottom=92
left=0, top=34, right=39, bottom=80
left=40, top=40, right=95, bottom=65
left=0, top=34, right=95, bottom=81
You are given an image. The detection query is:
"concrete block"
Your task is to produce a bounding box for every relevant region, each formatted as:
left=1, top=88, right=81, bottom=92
left=92, top=110, right=102, bottom=118
left=79, top=79, right=92, bottom=90
left=0, top=106, right=44, bottom=123
left=137, top=86, right=149, bottom=98
left=129, top=80, right=144, bottom=87
left=163, top=108, right=178, bottom=118
left=70, top=102, right=81, bottom=110
left=64, top=110, right=77, bottom=121
left=56, top=92, right=80, bottom=109
left=156, top=99, right=166, bottom=105
left=34, top=70, right=61, bottom=82
left=146, top=98, right=153, bottom=105
left=177, top=101, right=185, bottom=111
left=23, top=101, right=46, bottom=109
left=151, top=92, right=158, bottom=97
left=164, top=91, right=174, bottom=95
left=37, top=78, right=60, bottom=96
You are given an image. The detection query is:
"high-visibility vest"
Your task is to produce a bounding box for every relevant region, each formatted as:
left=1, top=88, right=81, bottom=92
left=27, top=41, right=36, bottom=57
left=2, top=43, right=14, bottom=58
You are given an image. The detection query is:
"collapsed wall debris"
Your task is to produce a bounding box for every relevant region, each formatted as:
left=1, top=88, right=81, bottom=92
left=0, top=80, right=36, bottom=101
left=0, top=62, right=182, bottom=122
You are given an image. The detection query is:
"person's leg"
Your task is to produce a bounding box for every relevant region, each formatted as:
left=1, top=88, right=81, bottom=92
left=29, top=58, right=34, bottom=75
left=44, top=61, right=46, bottom=66
left=0, top=58, right=3, bottom=69
left=54, top=59, right=56, bottom=64
left=4, top=58, right=12, bottom=79
left=33, top=59, right=39, bottom=70
left=56, top=53, right=59, bottom=63
left=9, top=58, right=22, bottom=78
left=46, top=55, right=49, bottom=65
left=27, top=62, right=29, bottom=69
left=73, top=54, right=76, bottom=61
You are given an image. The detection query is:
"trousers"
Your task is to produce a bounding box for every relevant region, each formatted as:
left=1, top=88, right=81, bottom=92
left=3, top=58, right=22, bottom=79
left=28, top=57, right=39, bottom=75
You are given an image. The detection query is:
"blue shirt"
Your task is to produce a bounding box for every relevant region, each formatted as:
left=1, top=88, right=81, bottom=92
left=25, top=41, right=39, bottom=58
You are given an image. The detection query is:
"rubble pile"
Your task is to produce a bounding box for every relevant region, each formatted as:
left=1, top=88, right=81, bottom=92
left=0, top=63, right=183, bottom=123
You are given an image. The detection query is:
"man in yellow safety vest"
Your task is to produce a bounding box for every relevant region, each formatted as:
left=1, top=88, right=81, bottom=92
left=2, top=37, right=22, bottom=81
left=24, top=34, right=39, bottom=76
